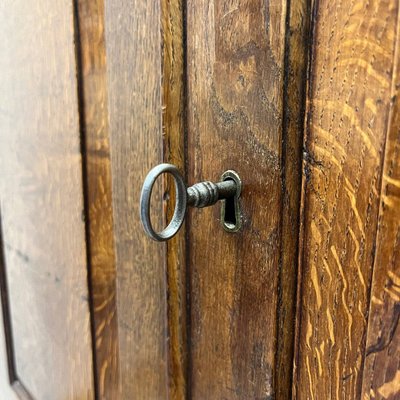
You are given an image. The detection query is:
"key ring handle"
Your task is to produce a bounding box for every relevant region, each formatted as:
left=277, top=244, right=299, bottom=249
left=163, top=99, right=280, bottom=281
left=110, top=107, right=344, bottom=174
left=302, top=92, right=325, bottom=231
left=140, top=163, right=187, bottom=241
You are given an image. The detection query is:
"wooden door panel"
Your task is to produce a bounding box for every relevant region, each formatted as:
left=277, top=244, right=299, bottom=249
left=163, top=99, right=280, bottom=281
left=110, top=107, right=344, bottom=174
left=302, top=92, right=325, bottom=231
left=1, top=0, right=395, bottom=398
left=102, top=0, right=400, bottom=398
left=185, top=0, right=307, bottom=398
left=75, top=0, right=119, bottom=398
left=361, top=23, right=400, bottom=398
left=293, top=0, right=400, bottom=398
left=103, top=0, right=309, bottom=398
left=0, top=1, right=94, bottom=399
left=104, top=0, right=169, bottom=398
left=186, top=1, right=285, bottom=396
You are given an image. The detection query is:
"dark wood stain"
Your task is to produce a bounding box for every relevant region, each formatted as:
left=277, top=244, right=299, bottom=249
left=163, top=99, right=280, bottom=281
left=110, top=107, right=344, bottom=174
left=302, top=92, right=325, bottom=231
left=185, top=0, right=305, bottom=398
left=75, top=0, right=119, bottom=398
left=161, top=0, right=189, bottom=399
left=276, top=0, right=311, bottom=398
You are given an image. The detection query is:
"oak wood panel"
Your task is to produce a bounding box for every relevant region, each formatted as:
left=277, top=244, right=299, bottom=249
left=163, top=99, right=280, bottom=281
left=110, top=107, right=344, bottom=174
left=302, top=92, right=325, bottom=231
left=361, top=12, right=400, bottom=399
left=275, top=0, right=310, bottom=397
left=186, top=0, right=297, bottom=398
left=0, top=0, right=94, bottom=399
left=161, top=0, right=188, bottom=398
left=105, top=0, right=168, bottom=398
left=75, top=0, right=119, bottom=398
left=294, top=0, right=400, bottom=398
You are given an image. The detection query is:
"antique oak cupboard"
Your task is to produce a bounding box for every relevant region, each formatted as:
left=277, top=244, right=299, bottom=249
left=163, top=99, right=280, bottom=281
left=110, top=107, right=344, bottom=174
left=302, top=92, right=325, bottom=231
left=0, top=0, right=399, bottom=399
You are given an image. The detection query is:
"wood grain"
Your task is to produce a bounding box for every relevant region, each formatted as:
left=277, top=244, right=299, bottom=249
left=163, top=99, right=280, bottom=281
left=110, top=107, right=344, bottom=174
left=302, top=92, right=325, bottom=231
left=185, top=0, right=299, bottom=398
left=104, top=0, right=169, bottom=398
left=75, top=0, right=119, bottom=398
left=294, top=0, right=400, bottom=398
left=0, top=0, right=94, bottom=398
left=361, top=9, right=400, bottom=399
left=275, top=0, right=311, bottom=398
left=160, top=0, right=188, bottom=398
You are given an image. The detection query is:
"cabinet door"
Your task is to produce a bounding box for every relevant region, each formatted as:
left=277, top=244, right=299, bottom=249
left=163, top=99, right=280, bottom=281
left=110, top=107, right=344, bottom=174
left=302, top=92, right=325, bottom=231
left=2, top=1, right=399, bottom=399
left=0, top=1, right=94, bottom=399
left=103, top=0, right=400, bottom=398
left=184, top=1, right=306, bottom=398
left=103, top=0, right=308, bottom=398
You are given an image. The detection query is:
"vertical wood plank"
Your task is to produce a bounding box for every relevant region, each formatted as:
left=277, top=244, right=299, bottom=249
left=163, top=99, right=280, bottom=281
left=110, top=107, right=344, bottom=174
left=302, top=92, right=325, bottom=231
left=361, top=11, right=400, bottom=399
left=161, top=0, right=188, bottom=399
left=276, top=0, right=311, bottom=397
left=0, top=0, right=95, bottom=398
left=75, top=0, right=119, bottom=398
left=186, top=0, right=295, bottom=398
left=104, top=0, right=169, bottom=398
left=294, top=0, right=400, bottom=397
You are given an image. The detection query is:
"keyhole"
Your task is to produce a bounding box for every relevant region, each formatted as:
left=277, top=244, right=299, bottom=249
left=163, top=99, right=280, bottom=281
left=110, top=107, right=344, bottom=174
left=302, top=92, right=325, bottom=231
left=221, top=170, right=242, bottom=232
left=223, top=180, right=237, bottom=229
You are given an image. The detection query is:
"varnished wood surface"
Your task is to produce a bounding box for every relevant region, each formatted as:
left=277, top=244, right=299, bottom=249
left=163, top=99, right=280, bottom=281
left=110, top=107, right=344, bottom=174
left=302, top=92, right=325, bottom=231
left=1, top=1, right=398, bottom=398
left=361, top=12, right=400, bottom=399
left=161, top=0, right=188, bottom=398
left=185, top=0, right=304, bottom=397
left=276, top=0, right=310, bottom=397
left=294, top=0, right=400, bottom=398
left=75, top=0, right=119, bottom=398
left=0, top=0, right=94, bottom=399
left=105, top=0, right=169, bottom=398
